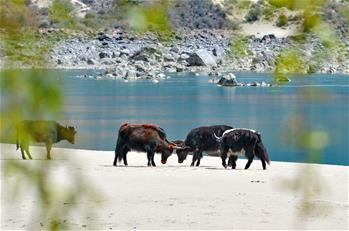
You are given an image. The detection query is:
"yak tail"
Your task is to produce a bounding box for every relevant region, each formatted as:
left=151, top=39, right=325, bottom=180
left=115, top=138, right=124, bottom=162
left=255, top=133, right=270, bottom=164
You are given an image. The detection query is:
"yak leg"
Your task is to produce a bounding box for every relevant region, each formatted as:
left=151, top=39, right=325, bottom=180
left=228, top=156, right=232, bottom=167
left=122, top=147, right=130, bottom=166
left=46, top=142, right=52, bottom=160
left=146, top=151, right=153, bottom=167
left=244, top=158, right=254, bottom=169
left=195, top=151, right=203, bottom=167
left=244, top=149, right=254, bottom=169
left=230, top=155, right=238, bottom=169
left=261, top=159, right=266, bottom=170
left=19, top=144, right=27, bottom=160
left=22, top=143, right=32, bottom=160
left=151, top=153, right=156, bottom=167
left=221, top=146, right=229, bottom=168
left=190, top=150, right=199, bottom=167
left=221, top=152, right=227, bottom=168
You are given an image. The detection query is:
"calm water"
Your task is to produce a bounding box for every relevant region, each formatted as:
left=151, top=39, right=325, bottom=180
left=52, top=70, right=348, bottom=166
left=2, top=70, right=348, bottom=165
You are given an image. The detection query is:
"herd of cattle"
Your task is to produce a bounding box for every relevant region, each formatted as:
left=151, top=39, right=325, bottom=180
left=16, top=120, right=270, bottom=170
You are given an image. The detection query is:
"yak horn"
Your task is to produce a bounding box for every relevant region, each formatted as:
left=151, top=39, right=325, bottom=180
left=213, top=132, right=223, bottom=142
left=168, top=144, right=183, bottom=150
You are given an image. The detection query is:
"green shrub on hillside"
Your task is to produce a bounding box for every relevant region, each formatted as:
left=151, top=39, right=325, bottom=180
left=245, top=5, right=261, bottom=22
left=277, top=14, right=288, bottom=27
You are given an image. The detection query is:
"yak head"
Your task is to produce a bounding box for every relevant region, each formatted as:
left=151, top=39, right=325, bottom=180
left=170, top=140, right=191, bottom=164
left=160, top=140, right=186, bottom=165
left=64, top=126, right=77, bottom=144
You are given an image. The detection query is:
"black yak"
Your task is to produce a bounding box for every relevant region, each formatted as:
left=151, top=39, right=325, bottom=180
left=175, top=125, right=233, bottom=167
left=16, top=120, right=76, bottom=160
left=214, top=128, right=270, bottom=170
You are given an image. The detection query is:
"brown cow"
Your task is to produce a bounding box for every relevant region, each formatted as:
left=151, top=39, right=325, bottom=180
left=113, top=123, right=182, bottom=166
left=16, top=120, right=76, bottom=160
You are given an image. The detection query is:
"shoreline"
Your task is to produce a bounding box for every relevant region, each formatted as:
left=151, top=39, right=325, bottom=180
left=1, top=142, right=348, bottom=167
left=1, top=143, right=348, bottom=230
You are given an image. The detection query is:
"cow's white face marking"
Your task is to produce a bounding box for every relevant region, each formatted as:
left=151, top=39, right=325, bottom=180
left=227, top=148, right=246, bottom=157
left=222, top=128, right=257, bottom=137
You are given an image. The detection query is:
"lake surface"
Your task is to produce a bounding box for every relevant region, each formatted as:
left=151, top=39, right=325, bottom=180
left=53, top=70, right=348, bottom=166
left=2, top=70, right=348, bottom=165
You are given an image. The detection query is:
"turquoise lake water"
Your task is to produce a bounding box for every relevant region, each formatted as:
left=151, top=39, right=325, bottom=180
left=54, top=70, right=348, bottom=166
left=1, top=70, right=348, bottom=165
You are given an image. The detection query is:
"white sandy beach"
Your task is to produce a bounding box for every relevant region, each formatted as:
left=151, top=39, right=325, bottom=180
left=1, top=143, right=348, bottom=230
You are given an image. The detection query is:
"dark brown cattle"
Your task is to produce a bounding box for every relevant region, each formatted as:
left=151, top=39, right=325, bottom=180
left=113, top=123, right=181, bottom=167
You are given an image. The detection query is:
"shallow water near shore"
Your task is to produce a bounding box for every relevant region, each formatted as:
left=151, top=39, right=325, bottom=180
left=2, top=70, right=348, bottom=165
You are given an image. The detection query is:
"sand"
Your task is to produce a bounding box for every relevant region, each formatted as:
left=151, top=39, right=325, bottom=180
left=1, top=143, right=348, bottom=230
left=240, top=21, right=301, bottom=38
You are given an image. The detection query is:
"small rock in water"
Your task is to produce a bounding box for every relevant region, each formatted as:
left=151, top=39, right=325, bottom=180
left=217, top=73, right=240, bottom=86
left=152, top=79, right=159, bottom=84
left=157, top=73, right=166, bottom=79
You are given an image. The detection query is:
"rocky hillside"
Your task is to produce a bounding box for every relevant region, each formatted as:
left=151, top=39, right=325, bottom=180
left=2, top=0, right=348, bottom=75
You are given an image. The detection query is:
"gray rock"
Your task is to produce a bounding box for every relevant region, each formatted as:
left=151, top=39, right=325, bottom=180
left=99, top=52, right=109, bottom=59
left=170, top=46, right=180, bottom=53
left=179, top=53, right=190, bottom=60
left=187, top=49, right=217, bottom=67
left=87, top=58, right=96, bottom=65
left=120, top=49, right=131, bottom=56
left=125, top=69, right=137, bottom=80
left=164, top=54, right=175, bottom=62
left=217, top=73, right=240, bottom=86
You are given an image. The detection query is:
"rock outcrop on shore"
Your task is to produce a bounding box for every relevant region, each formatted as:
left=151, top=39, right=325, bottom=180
left=47, top=29, right=349, bottom=80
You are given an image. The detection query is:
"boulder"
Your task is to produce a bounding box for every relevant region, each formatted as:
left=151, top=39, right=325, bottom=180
left=99, top=52, right=109, bottom=59
left=130, top=46, right=159, bottom=62
left=97, top=32, right=112, bottom=41
left=187, top=49, right=217, bottom=67
left=217, top=73, right=240, bottom=86
left=179, top=53, right=190, bottom=60
left=87, top=58, right=96, bottom=65
left=261, top=34, right=276, bottom=43
left=125, top=69, right=137, bottom=80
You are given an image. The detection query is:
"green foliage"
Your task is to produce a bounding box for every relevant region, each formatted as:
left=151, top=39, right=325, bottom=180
left=230, top=36, right=250, bottom=57
left=307, top=63, right=319, bottom=74
left=302, top=13, right=322, bottom=33
left=262, top=4, right=277, bottom=20
left=49, top=0, right=77, bottom=28
left=237, top=0, right=252, bottom=9
left=274, top=49, right=306, bottom=75
left=127, top=0, right=171, bottom=33
left=245, top=4, right=262, bottom=22
left=268, top=0, right=295, bottom=9
left=276, top=14, right=288, bottom=27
